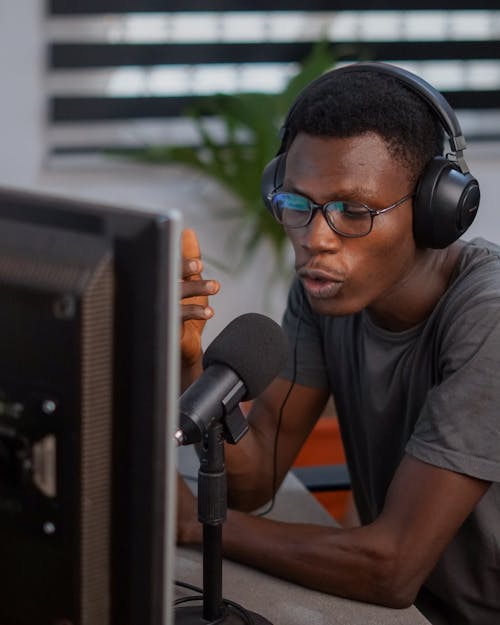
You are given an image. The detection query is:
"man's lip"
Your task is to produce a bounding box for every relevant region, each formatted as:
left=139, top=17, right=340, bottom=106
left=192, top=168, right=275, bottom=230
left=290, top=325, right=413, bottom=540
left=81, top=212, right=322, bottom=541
left=298, top=268, right=344, bottom=299
left=298, top=267, right=345, bottom=282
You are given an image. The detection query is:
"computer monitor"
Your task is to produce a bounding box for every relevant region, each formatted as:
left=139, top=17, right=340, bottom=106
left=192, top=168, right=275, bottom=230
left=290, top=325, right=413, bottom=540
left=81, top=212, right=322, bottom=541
left=0, top=186, right=180, bottom=625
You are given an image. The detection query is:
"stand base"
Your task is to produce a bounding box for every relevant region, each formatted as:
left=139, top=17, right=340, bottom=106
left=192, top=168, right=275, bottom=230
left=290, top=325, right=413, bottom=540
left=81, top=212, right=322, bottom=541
left=175, top=604, right=273, bottom=624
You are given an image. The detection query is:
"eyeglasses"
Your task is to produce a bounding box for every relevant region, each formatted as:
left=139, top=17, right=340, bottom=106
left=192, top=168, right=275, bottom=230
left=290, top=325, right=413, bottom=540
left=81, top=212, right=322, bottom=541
left=268, top=190, right=414, bottom=238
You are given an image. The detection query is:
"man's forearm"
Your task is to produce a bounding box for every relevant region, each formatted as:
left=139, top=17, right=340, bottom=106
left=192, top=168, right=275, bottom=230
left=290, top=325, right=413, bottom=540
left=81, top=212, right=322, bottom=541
left=224, top=428, right=283, bottom=512
left=218, top=510, right=418, bottom=609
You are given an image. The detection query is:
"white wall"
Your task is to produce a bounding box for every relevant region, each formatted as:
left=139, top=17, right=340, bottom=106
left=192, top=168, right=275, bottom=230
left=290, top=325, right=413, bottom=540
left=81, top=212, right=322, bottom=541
left=0, top=1, right=45, bottom=188
left=460, top=143, right=499, bottom=243
left=1, top=1, right=499, bottom=345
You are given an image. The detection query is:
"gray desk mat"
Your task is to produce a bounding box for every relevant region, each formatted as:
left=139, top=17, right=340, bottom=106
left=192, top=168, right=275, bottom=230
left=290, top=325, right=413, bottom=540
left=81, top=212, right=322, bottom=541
left=175, top=446, right=431, bottom=625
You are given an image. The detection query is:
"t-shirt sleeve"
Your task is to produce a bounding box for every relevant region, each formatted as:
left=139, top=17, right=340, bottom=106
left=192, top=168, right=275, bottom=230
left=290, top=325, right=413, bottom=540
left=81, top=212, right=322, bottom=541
left=407, top=266, right=500, bottom=483
left=280, top=278, right=330, bottom=389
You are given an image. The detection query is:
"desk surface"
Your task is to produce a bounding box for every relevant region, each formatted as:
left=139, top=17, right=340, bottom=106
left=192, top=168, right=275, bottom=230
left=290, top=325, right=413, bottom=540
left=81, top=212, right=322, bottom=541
left=175, top=447, right=431, bottom=625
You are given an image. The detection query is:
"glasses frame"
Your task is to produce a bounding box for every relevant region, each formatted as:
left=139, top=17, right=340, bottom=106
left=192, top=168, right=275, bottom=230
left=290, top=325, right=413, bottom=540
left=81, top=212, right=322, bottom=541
left=268, top=189, right=415, bottom=238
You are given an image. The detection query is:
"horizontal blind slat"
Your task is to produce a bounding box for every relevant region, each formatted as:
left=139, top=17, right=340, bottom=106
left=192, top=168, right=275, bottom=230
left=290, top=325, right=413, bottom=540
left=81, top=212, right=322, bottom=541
left=49, top=41, right=500, bottom=69
left=49, top=1, right=500, bottom=14
left=50, top=90, right=500, bottom=123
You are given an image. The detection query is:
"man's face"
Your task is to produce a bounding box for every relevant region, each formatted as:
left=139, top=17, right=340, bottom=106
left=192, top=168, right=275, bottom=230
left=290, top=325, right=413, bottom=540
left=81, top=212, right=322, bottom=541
left=283, top=132, right=418, bottom=319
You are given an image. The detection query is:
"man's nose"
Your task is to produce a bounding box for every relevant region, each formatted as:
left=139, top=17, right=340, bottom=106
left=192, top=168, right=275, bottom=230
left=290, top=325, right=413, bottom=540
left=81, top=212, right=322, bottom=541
left=299, top=208, right=342, bottom=253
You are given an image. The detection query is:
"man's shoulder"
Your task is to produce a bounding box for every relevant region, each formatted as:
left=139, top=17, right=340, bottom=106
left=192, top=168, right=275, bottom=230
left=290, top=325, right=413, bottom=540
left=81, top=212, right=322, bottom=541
left=458, top=237, right=500, bottom=269
left=435, top=237, right=500, bottom=338
left=451, top=237, right=500, bottom=292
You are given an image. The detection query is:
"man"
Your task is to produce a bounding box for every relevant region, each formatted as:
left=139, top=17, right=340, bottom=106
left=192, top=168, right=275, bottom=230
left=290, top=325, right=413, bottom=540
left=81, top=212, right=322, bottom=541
left=177, top=63, right=500, bottom=625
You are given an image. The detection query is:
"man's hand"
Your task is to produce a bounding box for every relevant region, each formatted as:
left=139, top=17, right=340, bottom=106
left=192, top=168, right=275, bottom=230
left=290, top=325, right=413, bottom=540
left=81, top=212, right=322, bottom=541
left=176, top=473, right=202, bottom=545
left=180, top=229, right=220, bottom=370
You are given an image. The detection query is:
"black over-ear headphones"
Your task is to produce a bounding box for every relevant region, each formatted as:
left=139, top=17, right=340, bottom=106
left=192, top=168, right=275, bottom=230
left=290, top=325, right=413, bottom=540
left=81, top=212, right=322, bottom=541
left=261, top=62, right=480, bottom=249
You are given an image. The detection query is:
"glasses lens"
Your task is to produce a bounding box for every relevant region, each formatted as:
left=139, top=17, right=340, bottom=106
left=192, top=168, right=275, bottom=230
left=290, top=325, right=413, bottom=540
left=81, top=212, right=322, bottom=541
left=325, top=201, right=372, bottom=236
left=271, top=192, right=311, bottom=228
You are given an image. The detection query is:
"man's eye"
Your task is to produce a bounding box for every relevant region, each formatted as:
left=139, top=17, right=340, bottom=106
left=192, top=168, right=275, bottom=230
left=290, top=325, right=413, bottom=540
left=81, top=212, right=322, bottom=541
left=340, top=203, right=369, bottom=217
left=286, top=197, right=309, bottom=211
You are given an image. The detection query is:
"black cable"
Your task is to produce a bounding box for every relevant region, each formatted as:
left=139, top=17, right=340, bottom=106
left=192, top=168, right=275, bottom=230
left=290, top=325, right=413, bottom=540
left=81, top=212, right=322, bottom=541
left=174, top=580, right=256, bottom=624
left=257, top=285, right=304, bottom=517
left=174, top=287, right=304, bottom=623
left=180, top=286, right=304, bottom=519
left=174, top=579, right=204, bottom=593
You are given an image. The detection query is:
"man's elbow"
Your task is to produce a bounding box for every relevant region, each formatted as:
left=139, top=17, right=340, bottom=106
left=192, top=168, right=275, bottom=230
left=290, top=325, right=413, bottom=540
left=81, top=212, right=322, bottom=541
left=379, top=584, right=418, bottom=610
left=371, top=551, right=422, bottom=609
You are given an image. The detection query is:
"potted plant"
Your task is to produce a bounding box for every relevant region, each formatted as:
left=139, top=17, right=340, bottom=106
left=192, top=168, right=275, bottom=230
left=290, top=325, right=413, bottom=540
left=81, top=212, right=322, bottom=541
left=125, top=41, right=343, bottom=281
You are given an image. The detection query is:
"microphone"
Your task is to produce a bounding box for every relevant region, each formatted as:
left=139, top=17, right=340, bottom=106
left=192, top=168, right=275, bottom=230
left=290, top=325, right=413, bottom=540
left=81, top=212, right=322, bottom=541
left=174, top=313, right=289, bottom=446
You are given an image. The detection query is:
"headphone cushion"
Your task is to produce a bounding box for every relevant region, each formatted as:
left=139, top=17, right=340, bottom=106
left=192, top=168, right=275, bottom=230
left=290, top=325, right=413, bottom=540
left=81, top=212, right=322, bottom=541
left=413, top=157, right=480, bottom=248
left=261, top=154, right=286, bottom=213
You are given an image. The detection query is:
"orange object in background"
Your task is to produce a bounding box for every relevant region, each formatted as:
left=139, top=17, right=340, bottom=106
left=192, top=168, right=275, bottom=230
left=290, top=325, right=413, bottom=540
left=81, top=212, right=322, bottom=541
left=293, top=417, right=352, bottom=523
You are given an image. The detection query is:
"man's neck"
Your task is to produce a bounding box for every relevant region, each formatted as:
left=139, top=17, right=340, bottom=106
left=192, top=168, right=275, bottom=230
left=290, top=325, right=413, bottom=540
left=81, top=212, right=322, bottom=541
left=366, top=241, right=466, bottom=332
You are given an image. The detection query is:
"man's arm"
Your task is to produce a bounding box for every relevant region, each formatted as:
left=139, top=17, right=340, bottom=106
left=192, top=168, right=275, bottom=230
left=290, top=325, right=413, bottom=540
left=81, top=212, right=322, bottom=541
left=179, top=228, right=330, bottom=501
left=224, top=377, right=330, bottom=511
left=177, top=229, right=490, bottom=606
left=178, top=453, right=490, bottom=609
left=179, top=227, right=329, bottom=499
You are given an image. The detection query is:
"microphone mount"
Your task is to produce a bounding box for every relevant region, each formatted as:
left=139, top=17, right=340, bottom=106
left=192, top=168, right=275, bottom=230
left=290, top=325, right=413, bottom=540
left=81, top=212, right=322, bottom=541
left=175, top=405, right=272, bottom=625
left=174, top=377, right=249, bottom=447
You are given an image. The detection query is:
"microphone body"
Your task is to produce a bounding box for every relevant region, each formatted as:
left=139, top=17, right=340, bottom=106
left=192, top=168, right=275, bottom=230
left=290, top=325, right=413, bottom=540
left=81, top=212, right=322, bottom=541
left=175, top=313, right=289, bottom=446
left=177, top=364, right=245, bottom=445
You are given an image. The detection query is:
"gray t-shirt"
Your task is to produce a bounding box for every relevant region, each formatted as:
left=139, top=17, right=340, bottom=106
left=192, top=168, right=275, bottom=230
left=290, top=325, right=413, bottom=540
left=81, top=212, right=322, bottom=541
left=281, top=238, right=500, bottom=625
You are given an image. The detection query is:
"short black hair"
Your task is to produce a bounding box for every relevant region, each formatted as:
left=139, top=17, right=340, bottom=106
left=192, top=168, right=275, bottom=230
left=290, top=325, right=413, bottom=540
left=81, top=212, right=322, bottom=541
left=283, top=69, right=445, bottom=186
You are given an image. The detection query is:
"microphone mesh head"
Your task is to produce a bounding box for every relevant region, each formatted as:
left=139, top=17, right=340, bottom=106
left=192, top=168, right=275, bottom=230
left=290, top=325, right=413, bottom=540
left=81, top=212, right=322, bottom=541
left=202, top=313, right=289, bottom=400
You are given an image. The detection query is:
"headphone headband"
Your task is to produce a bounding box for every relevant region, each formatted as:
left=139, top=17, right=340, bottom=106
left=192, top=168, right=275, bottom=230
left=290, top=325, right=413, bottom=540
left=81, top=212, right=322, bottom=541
left=280, top=62, right=469, bottom=174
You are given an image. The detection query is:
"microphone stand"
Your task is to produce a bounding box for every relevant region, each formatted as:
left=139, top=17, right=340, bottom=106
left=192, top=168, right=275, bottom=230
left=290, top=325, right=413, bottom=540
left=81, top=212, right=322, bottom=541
left=175, top=403, right=273, bottom=625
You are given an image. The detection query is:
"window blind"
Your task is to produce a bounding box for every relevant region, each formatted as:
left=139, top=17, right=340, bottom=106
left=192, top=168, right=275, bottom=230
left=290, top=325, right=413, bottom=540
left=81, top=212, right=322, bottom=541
left=46, top=1, right=500, bottom=155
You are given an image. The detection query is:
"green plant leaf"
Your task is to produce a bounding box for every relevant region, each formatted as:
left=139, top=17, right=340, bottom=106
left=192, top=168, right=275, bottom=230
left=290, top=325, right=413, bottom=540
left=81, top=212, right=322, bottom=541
left=119, top=40, right=345, bottom=279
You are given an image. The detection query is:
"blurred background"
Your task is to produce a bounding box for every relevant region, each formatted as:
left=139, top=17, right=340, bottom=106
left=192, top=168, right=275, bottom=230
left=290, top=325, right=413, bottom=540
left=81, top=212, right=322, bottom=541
left=1, top=1, right=500, bottom=344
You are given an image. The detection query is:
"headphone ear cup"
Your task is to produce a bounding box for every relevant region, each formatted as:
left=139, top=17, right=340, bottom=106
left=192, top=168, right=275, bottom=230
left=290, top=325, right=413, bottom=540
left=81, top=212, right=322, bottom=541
left=413, top=157, right=480, bottom=249
left=261, top=154, right=286, bottom=213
